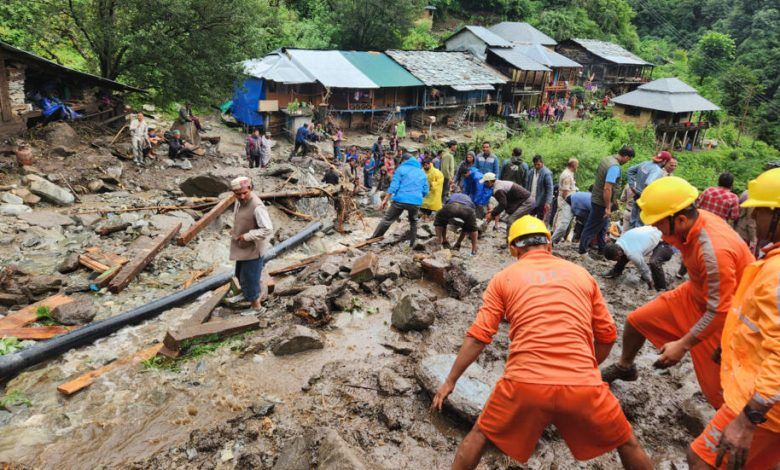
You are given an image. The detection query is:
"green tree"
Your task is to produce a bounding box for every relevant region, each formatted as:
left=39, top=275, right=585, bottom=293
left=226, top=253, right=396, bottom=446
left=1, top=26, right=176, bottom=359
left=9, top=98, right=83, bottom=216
left=533, top=7, right=601, bottom=41
left=689, top=31, right=736, bottom=82
left=327, top=0, right=423, bottom=50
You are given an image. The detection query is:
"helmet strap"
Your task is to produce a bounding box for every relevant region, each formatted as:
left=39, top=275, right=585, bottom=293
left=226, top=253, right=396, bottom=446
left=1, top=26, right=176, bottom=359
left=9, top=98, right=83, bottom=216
left=668, top=215, right=676, bottom=237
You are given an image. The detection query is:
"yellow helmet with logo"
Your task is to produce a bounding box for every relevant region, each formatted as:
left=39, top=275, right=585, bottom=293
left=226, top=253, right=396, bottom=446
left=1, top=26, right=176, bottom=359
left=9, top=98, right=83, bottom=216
left=637, top=176, right=699, bottom=225
left=507, top=215, right=550, bottom=246
left=741, top=168, right=780, bottom=209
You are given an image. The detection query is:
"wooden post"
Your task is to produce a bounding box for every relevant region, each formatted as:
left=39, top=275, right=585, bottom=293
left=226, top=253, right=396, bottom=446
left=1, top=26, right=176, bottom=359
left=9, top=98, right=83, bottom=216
left=682, top=130, right=689, bottom=151
left=0, top=58, right=12, bottom=122
left=661, top=131, right=667, bottom=149
left=692, top=128, right=701, bottom=150
left=109, top=223, right=182, bottom=293
left=176, top=194, right=236, bottom=246
left=672, top=130, right=678, bottom=150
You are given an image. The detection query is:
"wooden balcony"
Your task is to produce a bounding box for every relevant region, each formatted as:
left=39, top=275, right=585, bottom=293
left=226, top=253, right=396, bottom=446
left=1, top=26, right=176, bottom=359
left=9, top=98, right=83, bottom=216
left=655, top=121, right=710, bottom=133
left=603, top=75, right=651, bottom=85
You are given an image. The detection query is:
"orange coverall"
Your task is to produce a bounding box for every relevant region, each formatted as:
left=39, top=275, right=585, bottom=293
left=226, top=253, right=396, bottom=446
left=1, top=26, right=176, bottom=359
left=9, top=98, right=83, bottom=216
left=627, top=210, right=754, bottom=408
left=467, top=250, right=633, bottom=462
left=690, top=242, right=780, bottom=468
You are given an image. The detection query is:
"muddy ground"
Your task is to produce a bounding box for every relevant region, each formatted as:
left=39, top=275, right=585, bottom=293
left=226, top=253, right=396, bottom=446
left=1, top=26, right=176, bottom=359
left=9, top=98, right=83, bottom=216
left=0, top=115, right=708, bottom=469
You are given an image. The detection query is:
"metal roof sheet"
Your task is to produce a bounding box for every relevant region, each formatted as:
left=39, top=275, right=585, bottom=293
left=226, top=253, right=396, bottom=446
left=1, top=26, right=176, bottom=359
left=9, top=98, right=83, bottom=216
left=569, top=39, right=652, bottom=65
left=242, top=53, right=314, bottom=84
left=451, top=84, right=496, bottom=91
left=286, top=49, right=378, bottom=88
left=511, top=44, right=581, bottom=68
left=457, top=26, right=513, bottom=47
left=488, top=47, right=551, bottom=72
left=612, top=78, right=719, bottom=113
left=488, top=22, right=557, bottom=46
left=386, top=50, right=507, bottom=86
left=339, top=51, right=423, bottom=87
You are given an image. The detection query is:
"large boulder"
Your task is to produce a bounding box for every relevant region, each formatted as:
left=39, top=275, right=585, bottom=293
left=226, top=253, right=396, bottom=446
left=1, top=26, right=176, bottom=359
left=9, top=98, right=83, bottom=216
left=416, top=354, right=499, bottom=422
left=26, top=175, right=75, bottom=206
left=318, top=429, right=374, bottom=470
left=42, top=122, right=79, bottom=151
left=272, top=325, right=324, bottom=356
left=0, top=204, right=32, bottom=216
left=391, top=294, right=434, bottom=331
left=179, top=169, right=246, bottom=197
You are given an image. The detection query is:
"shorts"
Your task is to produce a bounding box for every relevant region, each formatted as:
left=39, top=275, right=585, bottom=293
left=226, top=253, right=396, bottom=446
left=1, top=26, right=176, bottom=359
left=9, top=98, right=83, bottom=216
left=690, top=405, right=780, bottom=469
left=477, top=379, right=633, bottom=463
left=627, top=285, right=724, bottom=408
left=434, top=203, right=477, bottom=232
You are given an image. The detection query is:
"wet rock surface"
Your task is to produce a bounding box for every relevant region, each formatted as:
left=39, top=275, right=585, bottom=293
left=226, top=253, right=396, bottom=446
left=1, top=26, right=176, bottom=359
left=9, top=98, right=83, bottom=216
left=391, top=293, right=435, bottom=331
left=271, top=325, right=324, bottom=356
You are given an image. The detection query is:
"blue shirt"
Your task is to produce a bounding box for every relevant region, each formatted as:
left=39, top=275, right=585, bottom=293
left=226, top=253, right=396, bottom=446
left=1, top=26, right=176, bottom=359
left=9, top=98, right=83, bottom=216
left=605, top=165, right=621, bottom=184
left=569, top=192, right=592, bottom=218
left=388, top=158, right=429, bottom=206
left=447, top=192, right=476, bottom=209
left=295, top=125, right=309, bottom=143
left=627, top=161, right=663, bottom=195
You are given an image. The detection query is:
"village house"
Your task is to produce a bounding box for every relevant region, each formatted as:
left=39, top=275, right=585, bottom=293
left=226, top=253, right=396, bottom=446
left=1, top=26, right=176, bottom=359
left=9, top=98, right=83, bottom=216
left=611, top=77, right=720, bottom=150
left=0, top=41, right=142, bottom=139
left=555, top=38, right=653, bottom=95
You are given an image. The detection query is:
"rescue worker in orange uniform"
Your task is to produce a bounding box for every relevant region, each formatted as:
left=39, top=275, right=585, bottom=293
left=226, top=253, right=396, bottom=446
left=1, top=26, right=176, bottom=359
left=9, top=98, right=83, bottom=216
left=431, top=216, right=652, bottom=469
left=688, top=168, right=780, bottom=469
left=602, top=177, right=754, bottom=409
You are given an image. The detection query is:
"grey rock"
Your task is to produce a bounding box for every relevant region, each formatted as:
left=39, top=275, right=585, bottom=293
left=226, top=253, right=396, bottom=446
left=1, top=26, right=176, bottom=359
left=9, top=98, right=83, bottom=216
left=173, top=159, right=193, bottom=170
left=398, top=258, right=422, bottom=279
left=28, top=275, right=64, bottom=296
left=319, top=262, right=341, bottom=279
left=416, top=354, right=498, bottom=422
left=0, top=203, right=32, bottom=216
left=318, top=429, right=372, bottom=470
left=18, top=211, right=74, bottom=228
left=291, top=285, right=330, bottom=320
left=272, top=436, right=311, bottom=470
left=105, top=165, right=123, bottom=180
left=1, top=192, right=23, bottom=205
left=272, top=325, right=324, bottom=356
left=379, top=399, right=411, bottom=431
left=179, top=169, right=245, bottom=197
left=150, top=213, right=193, bottom=231
left=57, top=254, right=82, bottom=274
left=377, top=367, right=412, bottom=396
left=87, top=180, right=107, bottom=193
left=680, top=396, right=716, bottom=436
left=74, top=213, right=101, bottom=227
left=42, top=122, right=79, bottom=149
left=27, top=175, right=75, bottom=205
left=52, top=296, right=96, bottom=325
left=434, top=297, right=473, bottom=319
left=11, top=188, right=41, bottom=205
left=391, top=294, right=434, bottom=331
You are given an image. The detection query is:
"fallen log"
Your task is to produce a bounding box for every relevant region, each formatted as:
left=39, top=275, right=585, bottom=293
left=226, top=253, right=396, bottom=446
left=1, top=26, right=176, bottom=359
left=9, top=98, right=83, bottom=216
left=109, top=223, right=182, bottom=294
left=274, top=204, right=313, bottom=220
left=176, top=194, right=236, bottom=246
left=0, top=326, right=72, bottom=340
left=256, top=186, right=336, bottom=201
left=269, top=236, right=383, bottom=276
left=0, top=222, right=322, bottom=379
left=186, top=283, right=230, bottom=324
left=73, top=202, right=218, bottom=216
left=57, top=344, right=163, bottom=395
left=159, top=316, right=259, bottom=358
left=95, top=221, right=130, bottom=236
left=0, top=294, right=73, bottom=329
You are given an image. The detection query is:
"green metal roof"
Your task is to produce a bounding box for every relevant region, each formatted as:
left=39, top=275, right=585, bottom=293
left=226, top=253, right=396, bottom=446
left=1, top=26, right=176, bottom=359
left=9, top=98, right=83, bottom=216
left=340, top=51, right=423, bottom=88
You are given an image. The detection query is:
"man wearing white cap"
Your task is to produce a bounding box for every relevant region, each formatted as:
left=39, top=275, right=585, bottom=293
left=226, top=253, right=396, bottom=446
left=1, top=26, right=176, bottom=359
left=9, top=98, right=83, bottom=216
left=229, top=176, right=273, bottom=309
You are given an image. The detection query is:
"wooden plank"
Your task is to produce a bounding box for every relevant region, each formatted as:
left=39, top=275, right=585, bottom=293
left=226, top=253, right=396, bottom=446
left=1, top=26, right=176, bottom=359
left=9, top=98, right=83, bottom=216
left=0, top=59, right=11, bottom=122
left=57, top=344, right=163, bottom=395
left=109, top=223, right=182, bottom=294
left=176, top=194, right=235, bottom=246
left=187, top=283, right=231, bottom=324
left=78, top=255, right=110, bottom=273
left=84, top=247, right=128, bottom=267
left=182, top=267, right=214, bottom=288
left=89, top=264, right=122, bottom=290
left=95, top=221, right=131, bottom=236
left=0, top=326, right=71, bottom=340
left=268, top=236, right=383, bottom=276
left=0, top=294, right=73, bottom=329
left=159, top=316, right=259, bottom=358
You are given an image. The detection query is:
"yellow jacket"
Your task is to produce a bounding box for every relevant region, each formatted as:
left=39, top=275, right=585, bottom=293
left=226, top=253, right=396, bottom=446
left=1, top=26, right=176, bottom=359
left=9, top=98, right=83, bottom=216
left=721, top=242, right=780, bottom=432
left=422, top=167, right=444, bottom=211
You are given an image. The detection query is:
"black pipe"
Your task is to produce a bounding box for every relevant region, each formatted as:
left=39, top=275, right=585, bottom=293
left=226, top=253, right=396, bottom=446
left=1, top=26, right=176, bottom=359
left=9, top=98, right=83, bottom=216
left=0, top=221, right=322, bottom=380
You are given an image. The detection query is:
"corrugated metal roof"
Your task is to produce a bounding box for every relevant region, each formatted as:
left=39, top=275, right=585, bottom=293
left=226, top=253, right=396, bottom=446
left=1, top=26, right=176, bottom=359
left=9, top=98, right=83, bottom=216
left=456, top=26, right=512, bottom=47
left=569, top=39, right=651, bottom=65
left=286, top=49, right=378, bottom=89
left=339, top=51, right=423, bottom=87
left=386, top=50, right=507, bottom=87
left=511, top=44, right=581, bottom=68
left=612, top=78, right=719, bottom=113
left=488, top=22, right=557, bottom=46
left=242, top=53, right=314, bottom=84
left=488, top=47, right=551, bottom=72
left=451, top=84, right=496, bottom=91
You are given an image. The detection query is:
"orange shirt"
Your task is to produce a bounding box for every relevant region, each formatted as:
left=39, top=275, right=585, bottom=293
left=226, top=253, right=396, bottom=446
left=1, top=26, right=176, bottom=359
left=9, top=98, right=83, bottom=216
left=467, top=250, right=617, bottom=386
left=721, top=243, right=780, bottom=432
left=665, top=210, right=754, bottom=340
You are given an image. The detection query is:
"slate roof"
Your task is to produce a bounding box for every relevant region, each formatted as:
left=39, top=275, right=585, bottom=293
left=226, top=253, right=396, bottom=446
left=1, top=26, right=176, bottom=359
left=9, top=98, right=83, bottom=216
left=488, top=22, right=557, bottom=46
left=512, top=44, right=581, bottom=68
left=386, top=50, right=507, bottom=87
left=612, top=77, right=720, bottom=113
left=488, top=47, right=551, bottom=72
left=567, top=39, right=651, bottom=65
left=449, top=26, right=512, bottom=48
left=340, top=51, right=423, bottom=87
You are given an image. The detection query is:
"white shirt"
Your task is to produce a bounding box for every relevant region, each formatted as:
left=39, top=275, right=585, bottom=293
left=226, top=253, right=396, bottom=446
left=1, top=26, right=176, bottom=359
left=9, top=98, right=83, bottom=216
left=129, top=119, right=148, bottom=140
left=530, top=170, right=540, bottom=200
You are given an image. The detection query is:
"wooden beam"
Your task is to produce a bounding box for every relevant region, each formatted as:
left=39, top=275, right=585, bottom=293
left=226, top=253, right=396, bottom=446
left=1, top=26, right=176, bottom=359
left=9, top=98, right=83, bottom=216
left=108, top=223, right=182, bottom=294
left=83, top=247, right=128, bottom=268
left=186, top=283, right=231, bottom=324
left=0, top=59, right=12, bottom=122
left=78, top=255, right=111, bottom=273
left=176, top=194, right=236, bottom=246
left=57, top=344, right=163, bottom=395
left=255, top=186, right=337, bottom=201
left=0, top=326, right=72, bottom=340
left=159, top=316, right=259, bottom=358
left=89, top=264, right=122, bottom=290
left=95, top=221, right=131, bottom=236
left=268, top=236, right=383, bottom=276
left=0, top=294, right=73, bottom=329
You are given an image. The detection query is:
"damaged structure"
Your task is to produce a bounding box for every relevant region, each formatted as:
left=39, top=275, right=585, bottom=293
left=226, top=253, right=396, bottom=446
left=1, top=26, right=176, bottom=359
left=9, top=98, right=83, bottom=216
left=0, top=41, right=143, bottom=138
left=555, top=38, right=653, bottom=95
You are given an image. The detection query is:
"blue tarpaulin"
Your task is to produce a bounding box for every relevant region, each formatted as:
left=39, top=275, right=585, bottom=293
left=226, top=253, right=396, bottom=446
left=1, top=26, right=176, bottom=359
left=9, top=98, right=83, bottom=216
left=232, top=78, right=265, bottom=126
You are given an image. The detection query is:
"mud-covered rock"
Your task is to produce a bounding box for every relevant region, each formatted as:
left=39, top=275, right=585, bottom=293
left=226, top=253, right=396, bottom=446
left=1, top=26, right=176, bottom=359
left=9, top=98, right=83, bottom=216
left=377, top=367, right=412, bottom=396
left=398, top=258, right=422, bottom=279
left=291, top=285, right=330, bottom=320
left=272, top=325, right=324, bottom=356
left=42, top=122, right=79, bottom=150
left=391, top=294, right=434, bottom=331
left=52, top=296, right=96, bottom=325
left=57, top=253, right=82, bottom=274
left=443, top=260, right=478, bottom=299
left=679, top=395, right=715, bottom=436
left=179, top=169, right=244, bottom=197
left=272, top=435, right=310, bottom=470
left=318, top=429, right=373, bottom=470
left=416, top=354, right=498, bottom=422
left=434, top=297, right=473, bottom=319
left=28, top=275, right=63, bottom=296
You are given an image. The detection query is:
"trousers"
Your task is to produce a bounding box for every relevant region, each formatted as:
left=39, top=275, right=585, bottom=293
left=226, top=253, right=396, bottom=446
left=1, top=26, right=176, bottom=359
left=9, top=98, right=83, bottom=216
left=579, top=203, right=608, bottom=254
left=551, top=200, right=573, bottom=244
left=235, top=257, right=264, bottom=302
left=371, top=201, right=420, bottom=247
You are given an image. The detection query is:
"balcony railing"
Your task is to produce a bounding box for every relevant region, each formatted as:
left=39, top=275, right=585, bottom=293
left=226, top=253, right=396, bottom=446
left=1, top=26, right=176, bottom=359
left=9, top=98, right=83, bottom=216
left=655, top=121, right=710, bottom=133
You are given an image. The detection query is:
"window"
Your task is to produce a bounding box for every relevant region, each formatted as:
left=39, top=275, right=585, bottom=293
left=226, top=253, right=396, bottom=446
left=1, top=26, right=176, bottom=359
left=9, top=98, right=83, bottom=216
left=624, top=106, right=642, bottom=116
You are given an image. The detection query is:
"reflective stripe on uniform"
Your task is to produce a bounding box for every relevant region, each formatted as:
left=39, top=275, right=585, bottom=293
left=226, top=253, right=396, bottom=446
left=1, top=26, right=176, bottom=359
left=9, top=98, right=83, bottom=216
left=739, top=313, right=760, bottom=333
left=753, top=391, right=780, bottom=406
left=691, top=228, right=721, bottom=336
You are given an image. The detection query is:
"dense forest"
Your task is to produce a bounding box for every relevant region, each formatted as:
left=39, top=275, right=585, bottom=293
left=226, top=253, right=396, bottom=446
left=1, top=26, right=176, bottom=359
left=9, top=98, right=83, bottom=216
left=0, top=0, right=777, bottom=148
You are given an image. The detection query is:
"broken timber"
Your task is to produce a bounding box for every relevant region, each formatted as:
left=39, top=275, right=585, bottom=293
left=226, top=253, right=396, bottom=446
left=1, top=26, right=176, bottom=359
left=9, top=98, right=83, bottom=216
left=186, top=283, right=231, bottom=324
left=182, top=267, right=215, bottom=288
left=89, top=264, right=122, bottom=291
left=269, top=236, right=383, bottom=276
left=159, top=317, right=259, bottom=358
left=95, top=221, right=131, bottom=236
left=176, top=194, right=236, bottom=246
left=0, top=326, right=72, bottom=340
left=79, top=247, right=128, bottom=273
left=108, top=223, right=182, bottom=294
left=0, top=294, right=73, bottom=329
left=57, top=344, right=163, bottom=395
left=256, top=186, right=337, bottom=201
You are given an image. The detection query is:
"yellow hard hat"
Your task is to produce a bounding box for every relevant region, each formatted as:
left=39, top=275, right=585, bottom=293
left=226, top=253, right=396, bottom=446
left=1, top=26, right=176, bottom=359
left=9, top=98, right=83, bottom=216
left=507, top=215, right=550, bottom=245
left=741, top=168, right=780, bottom=209
left=637, top=176, right=699, bottom=225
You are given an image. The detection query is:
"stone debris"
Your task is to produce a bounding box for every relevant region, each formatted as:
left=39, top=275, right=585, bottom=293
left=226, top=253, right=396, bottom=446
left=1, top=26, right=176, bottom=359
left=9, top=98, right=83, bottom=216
left=0, top=203, right=32, bottom=216
left=18, top=211, right=75, bottom=228
left=391, top=293, right=435, bottom=331
left=416, top=354, right=498, bottom=422
left=349, top=252, right=378, bottom=283
left=52, top=296, right=97, bottom=325
left=271, top=325, right=324, bottom=356
left=317, top=429, right=376, bottom=470
left=271, top=436, right=311, bottom=470
left=26, top=174, right=75, bottom=205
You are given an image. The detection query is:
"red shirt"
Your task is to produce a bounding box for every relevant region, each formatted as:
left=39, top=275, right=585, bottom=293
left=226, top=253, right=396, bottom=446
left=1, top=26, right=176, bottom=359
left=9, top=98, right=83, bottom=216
left=467, top=250, right=617, bottom=386
left=696, top=186, right=740, bottom=221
